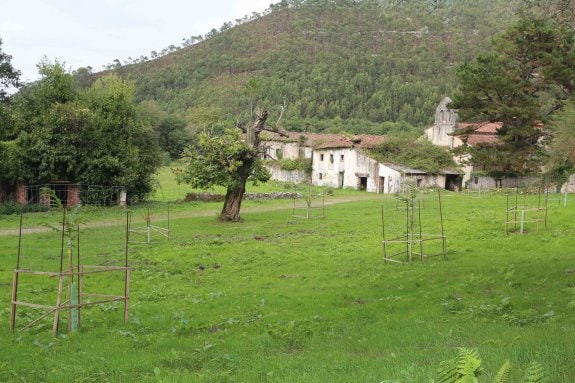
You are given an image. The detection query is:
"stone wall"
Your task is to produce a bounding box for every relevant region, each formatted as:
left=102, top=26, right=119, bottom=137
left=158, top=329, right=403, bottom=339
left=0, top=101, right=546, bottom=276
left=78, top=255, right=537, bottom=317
left=561, top=174, right=575, bottom=193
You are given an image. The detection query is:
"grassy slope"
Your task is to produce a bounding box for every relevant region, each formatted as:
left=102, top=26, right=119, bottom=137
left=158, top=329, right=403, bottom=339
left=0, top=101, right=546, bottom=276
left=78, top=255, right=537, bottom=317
left=0, top=174, right=574, bottom=382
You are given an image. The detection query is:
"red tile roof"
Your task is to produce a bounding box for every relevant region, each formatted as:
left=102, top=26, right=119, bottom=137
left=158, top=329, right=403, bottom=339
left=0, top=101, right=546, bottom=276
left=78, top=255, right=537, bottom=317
left=455, top=122, right=502, bottom=146
left=262, top=132, right=385, bottom=150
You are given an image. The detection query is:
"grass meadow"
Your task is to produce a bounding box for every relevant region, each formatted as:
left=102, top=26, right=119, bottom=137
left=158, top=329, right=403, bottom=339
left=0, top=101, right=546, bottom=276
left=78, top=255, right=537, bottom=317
left=0, top=168, right=574, bottom=382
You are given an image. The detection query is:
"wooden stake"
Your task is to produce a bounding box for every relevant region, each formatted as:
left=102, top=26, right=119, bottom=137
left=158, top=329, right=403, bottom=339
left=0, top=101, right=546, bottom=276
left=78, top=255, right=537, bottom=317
left=124, top=268, right=131, bottom=323
left=53, top=274, right=64, bottom=336
left=10, top=271, right=18, bottom=333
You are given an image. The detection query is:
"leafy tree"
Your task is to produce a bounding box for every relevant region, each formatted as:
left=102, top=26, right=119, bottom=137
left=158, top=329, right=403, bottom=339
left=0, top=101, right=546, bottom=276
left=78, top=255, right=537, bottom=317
left=0, top=38, right=20, bottom=102
left=546, top=97, right=575, bottom=184
left=451, top=13, right=575, bottom=176
left=9, top=62, right=161, bottom=201
left=178, top=110, right=286, bottom=221
left=156, top=115, right=191, bottom=160
left=0, top=38, right=21, bottom=141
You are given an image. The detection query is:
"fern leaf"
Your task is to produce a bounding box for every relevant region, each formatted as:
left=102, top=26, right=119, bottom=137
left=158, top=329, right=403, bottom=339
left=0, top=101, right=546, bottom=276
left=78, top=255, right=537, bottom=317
left=493, top=360, right=511, bottom=383
left=437, top=359, right=459, bottom=383
left=437, top=348, right=482, bottom=383
left=456, top=348, right=482, bottom=378
left=522, top=362, right=546, bottom=383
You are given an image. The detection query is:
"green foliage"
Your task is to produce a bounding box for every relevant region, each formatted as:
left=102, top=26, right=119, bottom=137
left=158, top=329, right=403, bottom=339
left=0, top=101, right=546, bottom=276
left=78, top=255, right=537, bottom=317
left=0, top=37, right=21, bottom=101
left=437, top=348, right=482, bottom=383
left=452, top=10, right=575, bottom=176
left=370, top=137, right=457, bottom=173
left=277, top=157, right=313, bottom=173
left=177, top=128, right=270, bottom=191
left=546, top=97, right=575, bottom=183
left=522, top=362, right=546, bottom=383
left=493, top=360, right=511, bottom=383
left=0, top=140, right=23, bottom=183
left=438, top=349, right=547, bottom=383
left=8, top=63, right=161, bottom=201
left=114, top=0, right=520, bottom=130
left=0, top=202, right=48, bottom=215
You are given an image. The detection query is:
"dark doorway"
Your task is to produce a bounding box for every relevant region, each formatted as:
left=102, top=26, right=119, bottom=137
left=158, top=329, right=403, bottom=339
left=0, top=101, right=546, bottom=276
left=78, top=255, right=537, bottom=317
left=445, top=174, right=462, bottom=191
left=379, top=177, right=385, bottom=193
left=358, top=177, right=368, bottom=191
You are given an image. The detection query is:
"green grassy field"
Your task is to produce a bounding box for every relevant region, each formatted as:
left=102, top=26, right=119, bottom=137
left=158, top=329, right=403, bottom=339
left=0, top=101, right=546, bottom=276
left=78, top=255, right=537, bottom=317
left=0, top=175, right=574, bottom=382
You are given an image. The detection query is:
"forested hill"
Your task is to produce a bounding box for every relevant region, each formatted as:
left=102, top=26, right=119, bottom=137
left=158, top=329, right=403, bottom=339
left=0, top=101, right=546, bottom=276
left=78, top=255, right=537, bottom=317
left=111, top=0, right=520, bottom=134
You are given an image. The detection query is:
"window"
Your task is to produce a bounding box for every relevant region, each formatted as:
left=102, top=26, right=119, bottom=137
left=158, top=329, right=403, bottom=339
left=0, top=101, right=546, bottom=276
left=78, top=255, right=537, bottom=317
left=319, top=173, right=323, bottom=180
left=340, top=155, right=344, bottom=161
left=320, top=154, right=324, bottom=161
left=474, top=177, right=479, bottom=185
left=275, top=148, right=283, bottom=159
left=329, top=154, right=334, bottom=164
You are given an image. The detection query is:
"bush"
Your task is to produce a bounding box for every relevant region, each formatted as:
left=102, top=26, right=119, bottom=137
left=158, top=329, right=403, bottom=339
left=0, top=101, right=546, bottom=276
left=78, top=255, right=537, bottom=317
left=0, top=202, right=49, bottom=215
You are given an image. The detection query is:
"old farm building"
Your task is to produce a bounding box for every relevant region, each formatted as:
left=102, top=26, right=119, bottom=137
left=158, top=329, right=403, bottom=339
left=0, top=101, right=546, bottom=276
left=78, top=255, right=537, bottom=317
left=262, top=131, right=460, bottom=193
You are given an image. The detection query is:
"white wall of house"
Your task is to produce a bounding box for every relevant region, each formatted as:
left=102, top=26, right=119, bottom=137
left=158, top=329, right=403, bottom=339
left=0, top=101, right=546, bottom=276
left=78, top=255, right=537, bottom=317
left=312, top=148, right=355, bottom=189
left=466, top=175, right=536, bottom=190
left=409, top=174, right=447, bottom=189
left=263, top=141, right=311, bottom=160
left=262, top=140, right=313, bottom=184
left=312, top=148, right=402, bottom=193
left=267, top=165, right=308, bottom=184
left=378, top=164, right=403, bottom=193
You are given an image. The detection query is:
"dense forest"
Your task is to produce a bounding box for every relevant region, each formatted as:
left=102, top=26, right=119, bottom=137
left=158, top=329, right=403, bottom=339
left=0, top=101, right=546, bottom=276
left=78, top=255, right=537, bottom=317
left=101, top=0, right=521, bottom=135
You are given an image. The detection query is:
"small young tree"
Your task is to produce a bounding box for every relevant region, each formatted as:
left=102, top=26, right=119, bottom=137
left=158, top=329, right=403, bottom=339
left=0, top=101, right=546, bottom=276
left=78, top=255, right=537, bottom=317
left=178, top=109, right=287, bottom=222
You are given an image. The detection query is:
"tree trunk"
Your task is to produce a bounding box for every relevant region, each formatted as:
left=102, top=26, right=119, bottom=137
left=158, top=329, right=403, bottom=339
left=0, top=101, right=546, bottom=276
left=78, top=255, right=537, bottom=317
left=220, top=159, right=253, bottom=222
left=220, top=184, right=245, bottom=222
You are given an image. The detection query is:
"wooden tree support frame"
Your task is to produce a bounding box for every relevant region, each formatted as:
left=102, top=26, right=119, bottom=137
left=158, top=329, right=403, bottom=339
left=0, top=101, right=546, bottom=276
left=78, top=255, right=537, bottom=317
left=505, top=188, right=549, bottom=235
left=10, top=266, right=131, bottom=336
left=9, top=209, right=133, bottom=336
left=382, top=190, right=447, bottom=264
left=128, top=206, right=170, bottom=245
left=292, top=187, right=325, bottom=219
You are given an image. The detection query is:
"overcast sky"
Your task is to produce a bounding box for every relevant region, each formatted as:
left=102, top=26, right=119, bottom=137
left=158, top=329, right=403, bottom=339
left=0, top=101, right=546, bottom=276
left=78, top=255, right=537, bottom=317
left=0, top=0, right=272, bottom=83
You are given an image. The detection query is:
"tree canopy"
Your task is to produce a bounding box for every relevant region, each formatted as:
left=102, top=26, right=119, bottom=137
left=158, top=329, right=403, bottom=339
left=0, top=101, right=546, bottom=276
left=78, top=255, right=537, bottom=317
left=5, top=61, right=162, bottom=201
left=0, top=38, right=20, bottom=102
left=451, top=9, right=575, bottom=176
left=177, top=110, right=284, bottom=221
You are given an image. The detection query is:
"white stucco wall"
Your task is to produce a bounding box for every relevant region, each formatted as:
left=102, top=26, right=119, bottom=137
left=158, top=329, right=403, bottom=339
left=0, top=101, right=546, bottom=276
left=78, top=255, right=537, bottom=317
left=561, top=174, right=575, bottom=193
left=264, top=141, right=310, bottom=160
left=267, top=165, right=308, bottom=184
left=466, top=175, right=535, bottom=190
left=312, top=148, right=403, bottom=193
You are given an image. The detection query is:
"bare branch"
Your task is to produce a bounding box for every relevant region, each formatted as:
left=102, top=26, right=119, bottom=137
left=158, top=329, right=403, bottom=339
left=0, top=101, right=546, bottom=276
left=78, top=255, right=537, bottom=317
left=261, top=125, right=289, bottom=138
left=236, top=121, right=246, bottom=133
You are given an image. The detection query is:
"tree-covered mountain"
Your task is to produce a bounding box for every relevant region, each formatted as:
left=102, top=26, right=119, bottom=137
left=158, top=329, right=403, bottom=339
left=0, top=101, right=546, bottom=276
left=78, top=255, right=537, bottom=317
left=105, top=0, right=521, bottom=135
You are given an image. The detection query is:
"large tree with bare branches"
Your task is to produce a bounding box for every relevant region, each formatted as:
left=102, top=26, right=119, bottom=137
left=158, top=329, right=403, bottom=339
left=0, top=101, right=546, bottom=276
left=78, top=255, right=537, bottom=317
left=178, top=109, right=287, bottom=222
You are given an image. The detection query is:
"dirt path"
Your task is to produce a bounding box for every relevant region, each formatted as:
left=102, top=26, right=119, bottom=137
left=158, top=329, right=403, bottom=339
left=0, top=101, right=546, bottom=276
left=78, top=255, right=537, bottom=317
left=0, top=194, right=382, bottom=237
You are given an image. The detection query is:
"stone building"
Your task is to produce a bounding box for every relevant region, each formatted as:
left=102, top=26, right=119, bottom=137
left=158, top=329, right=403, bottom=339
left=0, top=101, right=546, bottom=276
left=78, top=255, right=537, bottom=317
left=262, top=131, right=458, bottom=193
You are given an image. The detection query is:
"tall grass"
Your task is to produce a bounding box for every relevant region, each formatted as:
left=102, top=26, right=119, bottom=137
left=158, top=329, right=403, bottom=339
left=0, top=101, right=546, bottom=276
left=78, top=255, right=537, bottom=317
left=0, top=183, right=574, bottom=381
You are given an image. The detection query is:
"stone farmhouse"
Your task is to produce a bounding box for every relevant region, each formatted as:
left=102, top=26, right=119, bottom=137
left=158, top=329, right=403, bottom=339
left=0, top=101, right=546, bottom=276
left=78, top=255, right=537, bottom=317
left=261, top=131, right=460, bottom=193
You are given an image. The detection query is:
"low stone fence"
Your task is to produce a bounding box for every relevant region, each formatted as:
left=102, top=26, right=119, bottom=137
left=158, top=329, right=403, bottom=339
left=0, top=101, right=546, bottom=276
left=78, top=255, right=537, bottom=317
left=184, top=191, right=302, bottom=202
